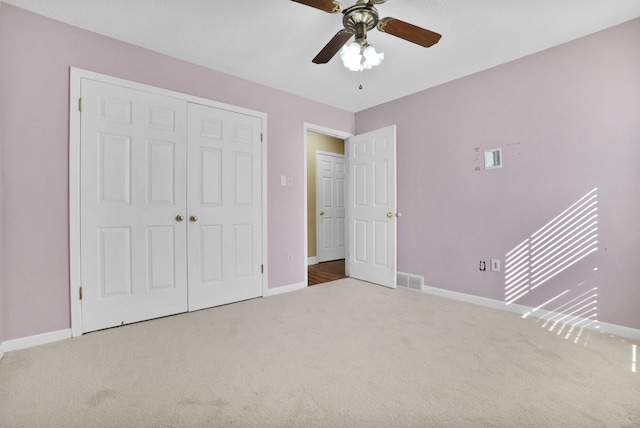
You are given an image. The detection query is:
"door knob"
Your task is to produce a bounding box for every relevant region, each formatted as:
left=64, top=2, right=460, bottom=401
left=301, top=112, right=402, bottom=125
left=176, top=214, right=184, bottom=222
left=190, top=215, right=198, bottom=222
left=387, top=212, right=393, bottom=219
left=320, top=211, right=325, bottom=216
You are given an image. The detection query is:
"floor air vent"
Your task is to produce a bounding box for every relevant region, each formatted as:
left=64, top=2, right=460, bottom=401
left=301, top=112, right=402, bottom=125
left=397, top=272, right=424, bottom=291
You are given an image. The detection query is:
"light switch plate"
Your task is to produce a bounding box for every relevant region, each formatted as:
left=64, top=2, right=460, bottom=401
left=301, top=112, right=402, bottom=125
left=491, top=259, right=501, bottom=272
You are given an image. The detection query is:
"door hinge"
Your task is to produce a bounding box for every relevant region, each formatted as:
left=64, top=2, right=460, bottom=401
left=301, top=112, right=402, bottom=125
left=261, top=264, right=264, bottom=274
left=79, top=286, right=83, bottom=300
left=260, top=133, right=263, bottom=142
left=78, top=97, right=82, bottom=112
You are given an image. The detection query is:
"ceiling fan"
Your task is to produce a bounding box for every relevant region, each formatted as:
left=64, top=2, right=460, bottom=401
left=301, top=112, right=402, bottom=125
left=291, top=0, right=442, bottom=70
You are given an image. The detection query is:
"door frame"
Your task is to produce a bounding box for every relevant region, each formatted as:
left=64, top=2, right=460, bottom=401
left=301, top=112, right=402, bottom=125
left=315, top=150, right=346, bottom=263
left=69, top=67, right=268, bottom=337
left=303, top=123, right=352, bottom=284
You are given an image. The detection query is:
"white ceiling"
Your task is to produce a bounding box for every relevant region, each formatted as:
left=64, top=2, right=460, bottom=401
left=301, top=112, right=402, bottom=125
left=4, top=0, right=640, bottom=112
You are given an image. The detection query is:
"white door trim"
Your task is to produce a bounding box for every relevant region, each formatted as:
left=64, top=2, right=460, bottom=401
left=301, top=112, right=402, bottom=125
left=303, top=123, right=352, bottom=285
left=69, top=67, right=268, bottom=337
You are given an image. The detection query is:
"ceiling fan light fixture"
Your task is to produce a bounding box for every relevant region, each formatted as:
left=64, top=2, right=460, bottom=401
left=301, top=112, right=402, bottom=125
left=294, top=0, right=441, bottom=68
left=340, top=41, right=383, bottom=71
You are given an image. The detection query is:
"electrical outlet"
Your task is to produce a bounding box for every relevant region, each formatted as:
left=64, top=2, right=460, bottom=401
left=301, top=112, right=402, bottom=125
left=491, top=259, right=501, bottom=272
left=287, top=253, right=293, bottom=263
left=479, top=261, right=486, bottom=271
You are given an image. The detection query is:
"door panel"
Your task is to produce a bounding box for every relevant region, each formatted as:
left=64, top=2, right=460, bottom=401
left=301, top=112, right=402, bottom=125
left=200, top=225, right=223, bottom=282
left=316, top=152, right=346, bottom=262
left=99, top=227, right=132, bottom=296
left=347, top=125, right=397, bottom=288
left=147, top=226, right=176, bottom=290
left=187, top=103, right=262, bottom=311
left=148, top=141, right=177, bottom=204
left=99, top=133, right=131, bottom=203
left=81, top=79, right=188, bottom=332
left=201, top=148, right=223, bottom=204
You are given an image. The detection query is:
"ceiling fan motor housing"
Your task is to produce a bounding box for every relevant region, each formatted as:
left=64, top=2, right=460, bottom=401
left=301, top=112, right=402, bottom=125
left=343, top=2, right=379, bottom=43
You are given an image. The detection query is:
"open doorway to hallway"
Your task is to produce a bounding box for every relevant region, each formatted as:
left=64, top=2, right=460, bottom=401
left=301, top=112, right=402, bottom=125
left=306, top=129, right=347, bottom=285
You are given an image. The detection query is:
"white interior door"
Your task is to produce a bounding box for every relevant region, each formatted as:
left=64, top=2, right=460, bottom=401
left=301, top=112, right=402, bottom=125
left=346, top=125, right=397, bottom=288
left=80, top=79, right=188, bottom=332
left=316, top=152, right=346, bottom=262
left=186, top=103, right=263, bottom=311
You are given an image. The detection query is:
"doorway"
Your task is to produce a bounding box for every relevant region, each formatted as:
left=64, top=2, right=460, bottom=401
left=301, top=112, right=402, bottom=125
left=304, top=125, right=351, bottom=286
left=303, top=123, right=398, bottom=289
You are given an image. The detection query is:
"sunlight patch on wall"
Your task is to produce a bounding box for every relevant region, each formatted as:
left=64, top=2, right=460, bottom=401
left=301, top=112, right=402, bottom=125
left=504, top=238, right=531, bottom=303
left=529, top=188, right=599, bottom=290
left=504, top=188, right=599, bottom=344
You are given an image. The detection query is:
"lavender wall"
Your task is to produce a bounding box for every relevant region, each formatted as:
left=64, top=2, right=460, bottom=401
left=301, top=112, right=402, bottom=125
left=356, top=19, right=640, bottom=330
left=0, top=1, right=6, bottom=347
left=0, top=4, right=354, bottom=341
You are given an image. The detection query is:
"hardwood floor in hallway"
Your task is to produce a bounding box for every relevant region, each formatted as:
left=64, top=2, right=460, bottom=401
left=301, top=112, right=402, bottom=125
left=308, top=259, right=346, bottom=286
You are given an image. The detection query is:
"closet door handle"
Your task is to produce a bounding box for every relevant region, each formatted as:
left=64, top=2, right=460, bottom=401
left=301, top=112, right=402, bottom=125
left=190, top=215, right=198, bottom=222
left=176, top=214, right=184, bottom=222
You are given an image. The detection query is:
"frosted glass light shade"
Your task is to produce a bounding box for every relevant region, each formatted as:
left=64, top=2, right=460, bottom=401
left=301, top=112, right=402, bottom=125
left=362, top=45, right=384, bottom=69
left=340, top=42, right=383, bottom=71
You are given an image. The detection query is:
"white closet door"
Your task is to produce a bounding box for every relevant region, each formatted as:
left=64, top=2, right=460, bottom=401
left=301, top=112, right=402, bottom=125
left=187, top=103, right=263, bottom=311
left=80, top=79, right=188, bottom=332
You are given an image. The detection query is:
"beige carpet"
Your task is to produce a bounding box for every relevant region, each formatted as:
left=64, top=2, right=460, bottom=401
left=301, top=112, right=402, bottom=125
left=1, top=278, right=639, bottom=427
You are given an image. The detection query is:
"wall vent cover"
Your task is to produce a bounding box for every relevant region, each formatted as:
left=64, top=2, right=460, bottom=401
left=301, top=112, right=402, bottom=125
left=397, top=272, right=424, bottom=291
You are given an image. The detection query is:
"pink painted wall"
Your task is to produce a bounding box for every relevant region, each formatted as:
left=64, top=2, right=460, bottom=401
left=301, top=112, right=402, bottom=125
left=0, top=4, right=354, bottom=341
left=0, top=2, right=4, bottom=346
left=356, top=19, right=640, bottom=329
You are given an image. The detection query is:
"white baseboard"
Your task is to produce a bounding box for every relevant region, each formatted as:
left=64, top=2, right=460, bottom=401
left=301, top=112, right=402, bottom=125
left=0, top=329, right=72, bottom=359
left=422, top=285, right=640, bottom=341
left=264, top=281, right=306, bottom=297
left=307, top=257, right=318, bottom=265
left=592, top=321, right=640, bottom=341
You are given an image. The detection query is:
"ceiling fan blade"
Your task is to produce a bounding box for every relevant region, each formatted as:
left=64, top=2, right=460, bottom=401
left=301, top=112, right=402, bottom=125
left=377, top=17, right=442, bottom=48
left=312, top=29, right=353, bottom=64
left=291, top=0, right=343, bottom=13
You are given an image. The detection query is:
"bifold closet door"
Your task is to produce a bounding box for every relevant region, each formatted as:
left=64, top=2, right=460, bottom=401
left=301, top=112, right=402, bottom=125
left=80, top=79, right=188, bottom=332
left=186, top=103, right=263, bottom=311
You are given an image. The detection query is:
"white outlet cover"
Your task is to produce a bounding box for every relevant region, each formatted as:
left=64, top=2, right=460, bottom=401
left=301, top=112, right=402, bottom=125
left=491, top=259, right=501, bottom=272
